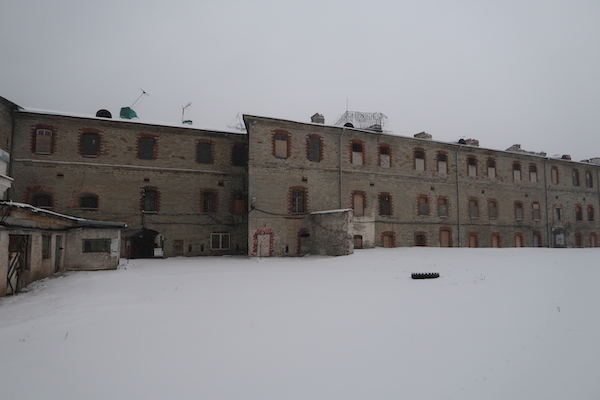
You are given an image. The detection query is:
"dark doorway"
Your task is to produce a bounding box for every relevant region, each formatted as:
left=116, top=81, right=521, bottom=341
left=125, top=229, right=162, bottom=258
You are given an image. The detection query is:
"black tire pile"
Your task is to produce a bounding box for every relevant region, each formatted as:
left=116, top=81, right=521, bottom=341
left=411, top=272, right=440, bottom=279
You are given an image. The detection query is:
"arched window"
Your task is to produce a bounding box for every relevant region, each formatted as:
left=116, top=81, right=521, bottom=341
left=32, top=193, right=53, bottom=208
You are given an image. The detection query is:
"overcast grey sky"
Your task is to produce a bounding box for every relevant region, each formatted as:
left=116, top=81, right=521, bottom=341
left=1, top=0, right=599, bottom=160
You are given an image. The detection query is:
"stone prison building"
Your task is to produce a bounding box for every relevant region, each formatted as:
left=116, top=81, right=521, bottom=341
left=2, top=95, right=599, bottom=258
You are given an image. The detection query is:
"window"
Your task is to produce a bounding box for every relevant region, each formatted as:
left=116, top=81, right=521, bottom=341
left=533, top=232, right=542, bottom=247
left=437, top=152, right=447, bottom=174
left=82, top=239, right=111, bottom=253
left=274, top=133, right=289, bottom=158
left=80, top=193, right=99, bottom=209
left=379, top=144, right=391, bottom=168
left=491, top=233, right=501, bottom=248
left=290, top=187, right=307, bottom=214
left=551, top=166, right=559, bottom=184
left=572, top=169, right=580, bottom=186
left=487, top=158, right=496, bottom=178
left=554, top=206, right=562, bottom=223
left=379, top=193, right=392, bottom=216
left=590, top=233, right=598, bottom=247
left=142, top=188, right=159, bottom=212
left=138, top=137, right=156, bottom=160
left=32, top=193, right=53, bottom=208
left=467, top=156, right=477, bottom=177
left=232, top=143, right=247, bottom=166
left=515, top=201, right=524, bottom=221
left=587, top=205, right=594, bottom=221
left=42, top=235, right=51, bottom=259
left=415, top=232, right=427, bottom=246
left=34, top=128, right=53, bottom=154
left=351, top=140, right=364, bottom=165
left=438, top=197, right=448, bottom=218
left=200, top=190, right=217, bottom=213
left=439, top=228, right=452, bottom=247
left=418, top=195, right=429, bottom=216
left=532, top=202, right=541, bottom=221
left=515, top=233, right=523, bottom=247
left=352, top=191, right=366, bottom=216
left=586, top=171, right=593, bottom=188
left=307, top=136, right=322, bottom=162
left=529, top=164, right=538, bottom=182
left=414, top=149, right=425, bottom=171
left=81, top=132, right=99, bottom=156
left=469, top=199, right=479, bottom=219
left=574, top=232, right=583, bottom=248
left=575, top=205, right=583, bottom=221
left=513, top=162, right=521, bottom=181
left=197, top=141, right=213, bottom=164
left=488, top=199, right=498, bottom=219
left=210, top=233, right=230, bottom=250
left=468, top=233, right=478, bottom=248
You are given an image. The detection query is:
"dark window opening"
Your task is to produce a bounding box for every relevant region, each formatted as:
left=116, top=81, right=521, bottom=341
left=82, top=132, right=99, bottom=156
left=138, top=137, right=156, bottom=160
left=197, top=142, right=212, bottom=164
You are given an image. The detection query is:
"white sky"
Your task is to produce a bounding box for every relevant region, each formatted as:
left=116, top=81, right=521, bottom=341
left=1, top=1, right=599, bottom=160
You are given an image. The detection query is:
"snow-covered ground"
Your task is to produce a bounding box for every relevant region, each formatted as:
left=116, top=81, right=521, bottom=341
left=1, top=248, right=599, bottom=400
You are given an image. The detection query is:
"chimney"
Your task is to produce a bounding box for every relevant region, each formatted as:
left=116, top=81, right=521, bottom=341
left=311, top=113, right=325, bottom=124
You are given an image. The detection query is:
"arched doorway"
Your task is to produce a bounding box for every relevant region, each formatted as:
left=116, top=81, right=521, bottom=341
left=124, top=229, right=163, bottom=258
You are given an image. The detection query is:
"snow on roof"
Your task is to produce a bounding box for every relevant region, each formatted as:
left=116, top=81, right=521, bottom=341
left=0, top=201, right=126, bottom=228
left=20, top=107, right=246, bottom=136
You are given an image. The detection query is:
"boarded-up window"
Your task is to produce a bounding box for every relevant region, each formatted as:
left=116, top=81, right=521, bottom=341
left=143, top=189, right=158, bottom=212
left=35, top=129, right=53, bottom=154
left=138, top=137, right=156, bottom=160
left=81, top=132, right=99, bottom=156
left=379, top=145, right=390, bottom=168
left=532, top=202, right=541, bottom=220
left=488, top=200, right=498, bottom=219
left=529, top=165, right=538, bottom=182
left=551, top=166, right=559, bottom=184
left=515, top=234, right=523, bottom=247
left=575, top=233, right=583, bottom=248
left=438, top=153, right=447, bottom=174
left=197, top=142, right=212, bottom=164
left=308, top=137, right=321, bottom=162
left=418, top=196, right=429, bottom=216
left=379, top=193, right=391, bottom=216
left=533, top=232, right=542, bottom=247
left=440, top=229, right=452, bottom=247
left=467, top=157, right=477, bottom=177
left=438, top=197, right=448, bottom=218
left=513, top=163, right=521, bottom=181
left=352, top=142, right=363, bottom=165
left=468, top=233, right=478, bottom=248
left=487, top=159, right=496, bottom=178
left=469, top=199, right=479, bottom=219
left=415, top=149, right=425, bottom=171
left=491, top=233, right=500, bottom=248
left=353, top=192, right=365, bottom=216
left=515, top=202, right=523, bottom=220
left=275, top=134, right=288, bottom=158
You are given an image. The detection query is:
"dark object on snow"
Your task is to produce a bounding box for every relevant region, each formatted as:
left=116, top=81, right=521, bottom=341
left=411, top=272, right=440, bottom=279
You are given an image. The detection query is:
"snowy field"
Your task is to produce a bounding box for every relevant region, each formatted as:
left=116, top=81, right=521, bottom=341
left=1, top=248, right=599, bottom=400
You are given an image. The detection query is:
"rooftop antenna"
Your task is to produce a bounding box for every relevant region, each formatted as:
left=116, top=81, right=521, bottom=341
left=182, top=102, right=192, bottom=125
left=131, top=88, right=149, bottom=108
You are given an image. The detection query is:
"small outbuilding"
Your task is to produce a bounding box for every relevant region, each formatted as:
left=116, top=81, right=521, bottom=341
left=0, top=201, right=126, bottom=296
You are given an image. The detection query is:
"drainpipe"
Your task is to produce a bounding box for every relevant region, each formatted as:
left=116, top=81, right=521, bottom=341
left=543, top=157, right=551, bottom=247
left=455, top=144, right=463, bottom=247
left=339, top=127, right=345, bottom=209
left=7, top=105, right=18, bottom=200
